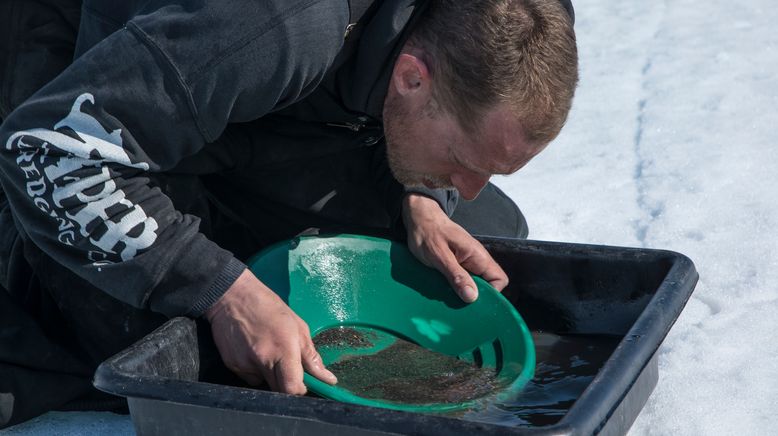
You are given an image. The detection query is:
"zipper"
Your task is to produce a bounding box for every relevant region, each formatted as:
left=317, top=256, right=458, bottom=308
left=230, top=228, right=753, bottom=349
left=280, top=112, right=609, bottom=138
left=325, top=116, right=383, bottom=145
left=325, top=116, right=381, bottom=132
left=326, top=121, right=365, bottom=132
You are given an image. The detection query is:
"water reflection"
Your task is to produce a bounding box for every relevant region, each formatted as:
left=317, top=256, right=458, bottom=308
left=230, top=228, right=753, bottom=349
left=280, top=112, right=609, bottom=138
left=462, top=332, right=621, bottom=427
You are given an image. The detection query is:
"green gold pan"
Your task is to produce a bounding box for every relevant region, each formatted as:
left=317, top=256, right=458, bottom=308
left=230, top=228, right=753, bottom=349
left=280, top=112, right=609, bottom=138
left=247, top=234, right=535, bottom=413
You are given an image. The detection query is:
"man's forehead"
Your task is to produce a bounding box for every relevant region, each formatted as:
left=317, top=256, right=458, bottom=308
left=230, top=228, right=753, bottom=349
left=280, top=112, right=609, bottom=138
left=476, top=105, right=544, bottom=175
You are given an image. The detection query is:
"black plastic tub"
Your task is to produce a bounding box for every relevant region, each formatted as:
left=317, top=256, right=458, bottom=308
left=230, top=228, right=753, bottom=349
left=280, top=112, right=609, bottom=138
left=94, top=238, right=698, bottom=435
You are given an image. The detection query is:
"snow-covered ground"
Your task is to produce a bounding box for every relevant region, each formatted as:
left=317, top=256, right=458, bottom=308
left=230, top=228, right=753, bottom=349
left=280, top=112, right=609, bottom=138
left=3, top=0, right=777, bottom=434
left=502, top=0, right=778, bottom=434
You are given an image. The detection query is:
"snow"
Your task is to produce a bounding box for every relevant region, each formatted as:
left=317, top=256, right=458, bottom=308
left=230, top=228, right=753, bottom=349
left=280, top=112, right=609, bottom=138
left=498, top=0, right=778, bottom=434
left=0, top=412, right=133, bottom=435
left=3, top=0, right=777, bottom=434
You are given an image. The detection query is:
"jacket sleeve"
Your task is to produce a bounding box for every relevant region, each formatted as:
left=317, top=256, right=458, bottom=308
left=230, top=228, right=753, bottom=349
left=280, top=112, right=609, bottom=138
left=404, top=186, right=459, bottom=216
left=0, top=0, right=349, bottom=317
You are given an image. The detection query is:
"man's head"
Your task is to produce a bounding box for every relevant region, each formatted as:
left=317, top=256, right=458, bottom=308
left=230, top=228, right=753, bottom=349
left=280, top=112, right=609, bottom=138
left=383, top=0, right=578, bottom=200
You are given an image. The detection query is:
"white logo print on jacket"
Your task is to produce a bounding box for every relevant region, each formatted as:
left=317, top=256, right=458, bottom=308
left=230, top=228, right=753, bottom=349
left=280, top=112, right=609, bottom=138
left=6, top=93, right=159, bottom=265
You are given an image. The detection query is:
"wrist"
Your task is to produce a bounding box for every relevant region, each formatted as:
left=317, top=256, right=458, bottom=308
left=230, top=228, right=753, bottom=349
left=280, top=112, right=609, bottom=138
left=204, top=290, right=228, bottom=323
left=403, top=192, right=439, bottom=207
left=402, top=193, right=451, bottom=238
left=403, top=193, right=444, bottom=220
left=205, top=269, right=252, bottom=323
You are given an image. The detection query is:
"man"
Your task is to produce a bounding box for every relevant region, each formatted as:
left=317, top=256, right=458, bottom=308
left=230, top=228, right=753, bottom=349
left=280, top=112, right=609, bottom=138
left=0, top=0, right=577, bottom=428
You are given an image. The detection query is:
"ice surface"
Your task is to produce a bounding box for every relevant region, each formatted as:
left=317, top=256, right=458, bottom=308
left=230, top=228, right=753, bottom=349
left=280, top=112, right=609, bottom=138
left=4, top=0, right=777, bottom=434
left=0, top=412, right=133, bottom=435
left=496, top=0, right=778, bottom=434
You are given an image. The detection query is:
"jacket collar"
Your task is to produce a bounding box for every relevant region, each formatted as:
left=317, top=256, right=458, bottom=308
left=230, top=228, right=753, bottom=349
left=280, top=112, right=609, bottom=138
left=336, top=0, right=429, bottom=120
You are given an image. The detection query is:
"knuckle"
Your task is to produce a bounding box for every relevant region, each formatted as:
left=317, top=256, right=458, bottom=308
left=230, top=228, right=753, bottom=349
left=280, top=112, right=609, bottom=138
left=249, top=343, right=268, bottom=358
left=301, top=344, right=320, bottom=363
left=452, top=273, right=470, bottom=287
left=299, top=336, right=314, bottom=352
left=250, top=343, right=286, bottom=366
left=284, top=382, right=307, bottom=396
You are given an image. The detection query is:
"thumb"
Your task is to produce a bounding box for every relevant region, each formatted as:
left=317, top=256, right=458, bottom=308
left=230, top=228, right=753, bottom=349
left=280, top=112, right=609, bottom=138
left=300, top=325, right=337, bottom=385
left=301, top=339, right=338, bottom=385
left=431, top=248, right=479, bottom=303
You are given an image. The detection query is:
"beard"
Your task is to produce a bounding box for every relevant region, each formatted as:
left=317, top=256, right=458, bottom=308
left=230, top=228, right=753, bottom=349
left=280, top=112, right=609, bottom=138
left=383, top=94, right=453, bottom=190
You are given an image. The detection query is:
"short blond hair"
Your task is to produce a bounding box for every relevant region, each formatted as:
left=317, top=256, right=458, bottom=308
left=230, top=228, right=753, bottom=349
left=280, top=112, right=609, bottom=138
left=409, top=0, right=579, bottom=143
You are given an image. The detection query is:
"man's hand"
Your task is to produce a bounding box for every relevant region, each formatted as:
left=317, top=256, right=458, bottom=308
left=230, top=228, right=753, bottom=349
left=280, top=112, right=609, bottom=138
left=402, top=193, right=509, bottom=302
left=204, top=269, right=337, bottom=394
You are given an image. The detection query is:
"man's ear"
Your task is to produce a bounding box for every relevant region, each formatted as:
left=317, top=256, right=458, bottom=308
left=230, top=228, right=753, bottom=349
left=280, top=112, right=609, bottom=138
left=390, top=53, right=432, bottom=98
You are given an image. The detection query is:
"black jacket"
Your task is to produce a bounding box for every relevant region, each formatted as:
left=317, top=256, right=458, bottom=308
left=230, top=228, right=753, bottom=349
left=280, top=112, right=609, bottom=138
left=0, top=0, right=454, bottom=318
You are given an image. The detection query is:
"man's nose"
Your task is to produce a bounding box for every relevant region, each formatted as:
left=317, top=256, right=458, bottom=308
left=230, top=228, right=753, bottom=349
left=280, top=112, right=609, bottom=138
left=451, top=172, right=490, bottom=200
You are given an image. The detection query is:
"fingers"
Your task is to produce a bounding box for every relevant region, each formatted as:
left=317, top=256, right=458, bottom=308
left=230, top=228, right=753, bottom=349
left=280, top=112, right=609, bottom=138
left=420, top=228, right=509, bottom=299
left=427, top=243, right=479, bottom=303
left=243, top=340, right=308, bottom=395
left=447, top=232, right=509, bottom=293
left=301, top=340, right=338, bottom=385
left=274, top=353, right=307, bottom=395
left=208, top=277, right=329, bottom=397
left=484, top=270, right=509, bottom=292
left=465, top=251, right=509, bottom=292
left=246, top=321, right=337, bottom=395
left=270, top=324, right=337, bottom=394
left=401, top=194, right=510, bottom=299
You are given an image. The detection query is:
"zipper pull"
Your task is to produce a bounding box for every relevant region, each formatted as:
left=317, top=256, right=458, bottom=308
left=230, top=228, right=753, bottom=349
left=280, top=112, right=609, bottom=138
left=326, top=121, right=363, bottom=132
left=326, top=116, right=372, bottom=132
